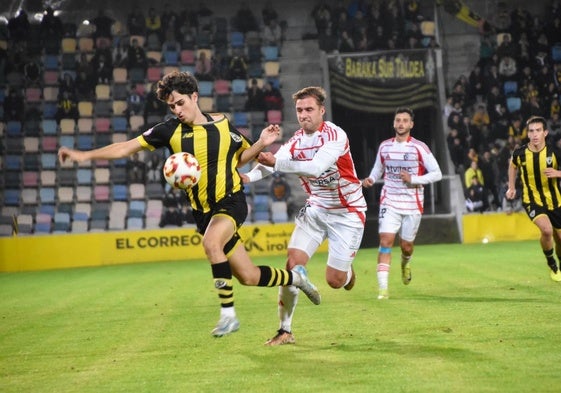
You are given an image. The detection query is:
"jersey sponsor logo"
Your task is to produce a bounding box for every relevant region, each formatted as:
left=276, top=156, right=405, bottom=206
left=230, top=132, right=242, bottom=142
left=182, top=132, right=194, bottom=138
left=309, top=175, right=337, bottom=186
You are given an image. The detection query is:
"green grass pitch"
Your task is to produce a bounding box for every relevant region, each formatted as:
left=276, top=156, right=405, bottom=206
left=1, top=240, right=560, bottom=393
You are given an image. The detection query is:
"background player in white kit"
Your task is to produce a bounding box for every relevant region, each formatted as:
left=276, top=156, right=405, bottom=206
left=362, top=107, right=442, bottom=300
left=243, top=86, right=366, bottom=346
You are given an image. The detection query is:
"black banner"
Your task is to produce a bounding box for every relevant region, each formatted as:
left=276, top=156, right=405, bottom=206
left=327, top=50, right=438, bottom=114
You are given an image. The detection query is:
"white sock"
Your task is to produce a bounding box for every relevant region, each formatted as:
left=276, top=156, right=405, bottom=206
left=377, top=263, right=390, bottom=290
left=279, top=285, right=299, bottom=332
left=220, top=306, right=236, bottom=318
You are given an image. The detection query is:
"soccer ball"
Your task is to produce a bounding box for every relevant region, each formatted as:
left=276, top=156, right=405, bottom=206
left=163, top=152, right=202, bottom=189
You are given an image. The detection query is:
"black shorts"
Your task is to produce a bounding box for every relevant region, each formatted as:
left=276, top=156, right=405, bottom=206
left=192, top=191, right=248, bottom=234
left=523, top=203, right=561, bottom=229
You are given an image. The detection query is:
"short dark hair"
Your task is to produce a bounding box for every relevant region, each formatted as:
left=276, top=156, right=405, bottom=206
left=157, top=71, right=199, bottom=101
left=292, top=86, right=326, bottom=106
left=395, top=107, right=414, bottom=120
left=526, top=115, right=547, bottom=129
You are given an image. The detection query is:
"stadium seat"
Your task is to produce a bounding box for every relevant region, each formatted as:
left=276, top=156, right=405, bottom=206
left=59, top=135, right=75, bottom=149
left=506, top=97, right=522, bottom=113
left=230, top=31, right=245, bottom=48
left=60, top=118, right=76, bottom=134
left=266, top=110, right=283, bottom=124
left=77, top=118, right=93, bottom=134
left=25, top=87, right=42, bottom=103
left=23, top=154, right=40, bottom=171
left=41, top=136, right=58, bottom=152
left=5, top=155, right=22, bottom=171
left=71, top=220, right=89, bottom=233
left=94, top=185, right=110, bottom=201
left=77, top=134, right=94, bottom=150
left=39, top=187, right=56, bottom=204
left=180, top=49, right=195, bottom=65
left=40, top=170, right=56, bottom=186
left=57, top=168, right=76, bottom=186
left=21, top=188, right=38, bottom=205
left=214, top=79, right=231, bottom=95
left=61, top=38, right=77, bottom=53
left=147, top=66, right=162, bottom=82
left=198, top=81, right=214, bottom=97
left=129, top=115, right=145, bottom=132
left=271, top=201, right=288, bottom=223
left=43, top=85, right=59, bottom=101
left=56, top=186, right=74, bottom=204
left=111, top=116, right=128, bottom=132
left=41, top=119, right=58, bottom=135
left=23, top=171, right=39, bottom=187
left=163, top=50, right=179, bottom=65
left=43, top=54, right=59, bottom=70
left=95, top=84, right=111, bottom=100
left=78, top=101, right=94, bottom=117
left=126, top=217, right=144, bottom=230
left=264, top=61, right=280, bottom=77
left=112, top=184, right=128, bottom=201
left=94, top=117, right=111, bottom=132
left=3, top=189, right=21, bottom=206
left=129, top=183, right=146, bottom=200
left=232, top=79, right=247, bottom=95
left=262, top=46, right=279, bottom=61
left=6, top=120, right=22, bottom=136
left=6, top=136, right=24, bottom=153
left=198, top=97, right=214, bottom=112
left=76, top=186, right=92, bottom=202
left=78, top=37, right=94, bottom=52
left=94, top=168, right=110, bottom=184
left=43, top=70, right=60, bottom=86
left=41, top=153, right=57, bottom=169
left=233, top=112, right=249, bottom=127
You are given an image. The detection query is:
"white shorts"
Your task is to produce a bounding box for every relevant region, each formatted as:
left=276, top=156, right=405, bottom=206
left=378, top=205, right=421, bottom=242
left=288, top=204, right=364, bottom=271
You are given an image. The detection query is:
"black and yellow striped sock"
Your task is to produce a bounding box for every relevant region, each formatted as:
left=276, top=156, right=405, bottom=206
left=211, top=261, right=234, bottom=308
left=257, top=266, right=293, bottom=287
left=543, top=249, right=558, bottom=272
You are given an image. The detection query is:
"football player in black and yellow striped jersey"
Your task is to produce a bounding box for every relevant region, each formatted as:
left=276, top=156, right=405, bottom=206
left=507, top=116, right=561, bottom=282
left=59, top=71, right=321, bottom=337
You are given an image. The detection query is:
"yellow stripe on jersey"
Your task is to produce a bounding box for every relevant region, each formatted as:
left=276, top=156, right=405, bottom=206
left=192, top=123, right=209, bottom=211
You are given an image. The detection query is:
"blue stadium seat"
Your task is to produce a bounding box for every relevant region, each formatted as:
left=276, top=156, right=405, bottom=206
left=3, top=189, right=21, bottom=206
left=230, top=32, right=245, bottom=48
left=6, top=120, right=23, bottom=136
left=233, top=112, right=249, bottom=127
left=112, top=184, right=128, bottom=201
left=5, top=155, right=22, bottom=171
left=198, top=81, right=213, bottom=96
left=39, top=188, right=56, bottom=204
left=163, top=50, right=179, bottom=65
left=262, top=46, right=279, bottom=61
left=232, top=79, right=247, bottom=95
left=41, top=119, right=58, bottom=135
left=111, top=116, right=128, bottom=132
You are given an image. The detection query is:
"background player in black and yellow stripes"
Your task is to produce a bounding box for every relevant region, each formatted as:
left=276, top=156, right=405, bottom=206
left=506, top=116, right=561, bottom=282
left=58, top=71, right=320, bottom=337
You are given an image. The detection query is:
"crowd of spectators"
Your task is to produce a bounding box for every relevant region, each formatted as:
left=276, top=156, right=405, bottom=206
left=312, top=0, right=437, bottom=53
left=0, top=1, right=289, bottom=232
left=443, top=1, right=561, bottom=213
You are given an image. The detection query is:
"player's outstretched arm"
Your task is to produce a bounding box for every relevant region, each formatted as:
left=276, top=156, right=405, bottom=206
left=58, top=138, right=143, bottom=164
